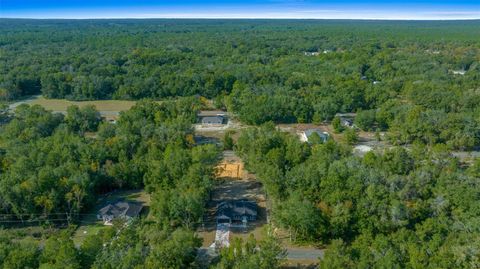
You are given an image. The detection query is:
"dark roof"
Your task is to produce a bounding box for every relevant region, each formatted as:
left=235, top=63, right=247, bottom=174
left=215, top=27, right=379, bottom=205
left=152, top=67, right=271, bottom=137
left=217, top=200, right=257, bottom=219
left=98, top=201, right=143, bottom=218
left=201, top=116, right=224, bottom=125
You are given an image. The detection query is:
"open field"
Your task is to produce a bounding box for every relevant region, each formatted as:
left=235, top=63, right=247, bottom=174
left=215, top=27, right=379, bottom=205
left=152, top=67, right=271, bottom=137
left=29, top=97, right=136, bottom=112
left=9, top=95, right=137, bottom=112
left=73, top=189, right=150, bottom=246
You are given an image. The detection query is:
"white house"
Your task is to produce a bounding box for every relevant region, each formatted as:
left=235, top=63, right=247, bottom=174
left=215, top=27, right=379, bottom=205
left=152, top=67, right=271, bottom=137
left=300, top=129, right=329, bottom=143
left=451, top=70, right=466, bottom=75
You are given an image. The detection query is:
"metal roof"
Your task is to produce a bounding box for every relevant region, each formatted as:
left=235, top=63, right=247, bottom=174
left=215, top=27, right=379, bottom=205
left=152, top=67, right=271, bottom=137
left=217, top=200, right=257, bottom=219
left=98, top=201, right=143, bottom=218
left=201, top=116, right=224, bottom=124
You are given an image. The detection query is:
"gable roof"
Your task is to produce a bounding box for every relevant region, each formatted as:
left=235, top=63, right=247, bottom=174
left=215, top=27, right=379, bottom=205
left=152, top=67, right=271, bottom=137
left=98, top=201, right=143, bottom=219
left=198, top=110, right=227, bottom=117
left=201, top=116, right=224, bottom=124
left=217, top=200, right=257, bottom=219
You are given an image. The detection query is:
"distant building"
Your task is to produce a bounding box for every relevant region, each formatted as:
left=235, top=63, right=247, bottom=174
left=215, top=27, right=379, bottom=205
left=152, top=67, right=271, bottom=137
left=335, top=113, right=356, bottom=128
left=97, top=201, right=143, bottom=226
left=300, top=129, right=329, bottom=143
left=102, top=115, right=118, bottom=124
left=451, top=70, right=466, bottom=75
left=201, top=116, right=225, bottom=126
left=217, top=200, right=257, bottom=226
left=198, top=111, right=227, bottom=126
left=304, top=51, right=320, bottom=56
left=341, top=118, right=353, bottom=127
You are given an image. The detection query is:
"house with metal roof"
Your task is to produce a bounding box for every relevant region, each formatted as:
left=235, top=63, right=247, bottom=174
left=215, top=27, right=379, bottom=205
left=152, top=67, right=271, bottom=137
left=201, top=115, right=225, bottom=126
left=216, top=200, right=257, bottom=226
left=97, top=201, right=143, bottom=225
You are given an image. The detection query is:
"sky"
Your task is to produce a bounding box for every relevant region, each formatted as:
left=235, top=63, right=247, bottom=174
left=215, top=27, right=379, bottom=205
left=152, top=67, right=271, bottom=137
left=1, top=0, right=479, bottom=20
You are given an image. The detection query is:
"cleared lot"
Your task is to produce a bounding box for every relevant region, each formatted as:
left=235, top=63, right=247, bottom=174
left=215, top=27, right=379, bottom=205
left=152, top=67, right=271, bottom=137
left=198, top=151, right=268, bottom=247
left=9, top=95, right=137, bottom=113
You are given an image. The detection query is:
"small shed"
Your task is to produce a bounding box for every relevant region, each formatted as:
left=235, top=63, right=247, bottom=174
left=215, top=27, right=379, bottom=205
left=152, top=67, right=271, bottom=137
left=97, top=201, right=143, bottom=226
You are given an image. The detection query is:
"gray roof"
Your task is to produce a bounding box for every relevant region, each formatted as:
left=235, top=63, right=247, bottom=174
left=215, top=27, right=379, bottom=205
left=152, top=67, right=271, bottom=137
left=304, top=129, right=329, bottom=142
left=217, top=200, right=257, bottom=219
left=335, top=113, right=356, bottom=118
left=198, top=110, right=227, bottom=117
left=201, top=116, right=224, bottom=125
left=98, top=201, right=143, bottom=218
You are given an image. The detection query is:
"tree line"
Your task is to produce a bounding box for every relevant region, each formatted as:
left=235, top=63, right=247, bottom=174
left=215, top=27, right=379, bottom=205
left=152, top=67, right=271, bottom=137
left=235, top=124, right=480, bottom=268
left=1, top=19, right=479, bottom=149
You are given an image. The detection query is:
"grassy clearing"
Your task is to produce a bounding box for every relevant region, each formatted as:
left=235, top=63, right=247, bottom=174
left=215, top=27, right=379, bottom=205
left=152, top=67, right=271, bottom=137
left=29, top=96, right=137, bottom=112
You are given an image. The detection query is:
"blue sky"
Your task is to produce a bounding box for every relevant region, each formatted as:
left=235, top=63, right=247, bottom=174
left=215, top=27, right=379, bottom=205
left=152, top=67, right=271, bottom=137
left=1, top=0, right=479, bottom=19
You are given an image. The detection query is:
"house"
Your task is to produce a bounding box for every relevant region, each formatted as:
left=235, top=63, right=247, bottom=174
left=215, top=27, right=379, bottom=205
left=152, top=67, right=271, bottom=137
left=451, top=70, right=466, bottom=76
left=300, top=129, right=329, bottom=143
left=304, top=51, right=320, bottom=56
left=198, top=111, right=227, bottom=126
left=341, top=118, right=353, bottom=127
left=201, top=116, right=225, bottom=126
left=102, top=115, right=118, bottom=124
left=216, top=200, right=257, bottom=226
left=97, top=201, right=143, bottom=226
left=335, top=113, right=356, bottom=128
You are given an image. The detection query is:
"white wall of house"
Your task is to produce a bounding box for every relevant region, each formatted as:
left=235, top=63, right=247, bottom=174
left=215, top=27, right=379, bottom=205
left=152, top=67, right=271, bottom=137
left=299, top=132, right=308, bottom=142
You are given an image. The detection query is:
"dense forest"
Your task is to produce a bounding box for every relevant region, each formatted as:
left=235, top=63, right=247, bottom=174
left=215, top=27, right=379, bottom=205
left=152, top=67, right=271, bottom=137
left=0, top=100, right=285, bottom=268
left=236, top=124, right=480, bottom=268
left=1, top=19, right=480, bottom=149
left=0, top=99, right=218, bottom=268
left=1, top=19, right=480, bottom=268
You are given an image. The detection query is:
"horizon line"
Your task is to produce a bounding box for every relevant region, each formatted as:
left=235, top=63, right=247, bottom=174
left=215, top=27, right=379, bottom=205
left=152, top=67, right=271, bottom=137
left=2, top=17, right=480, bottom=21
